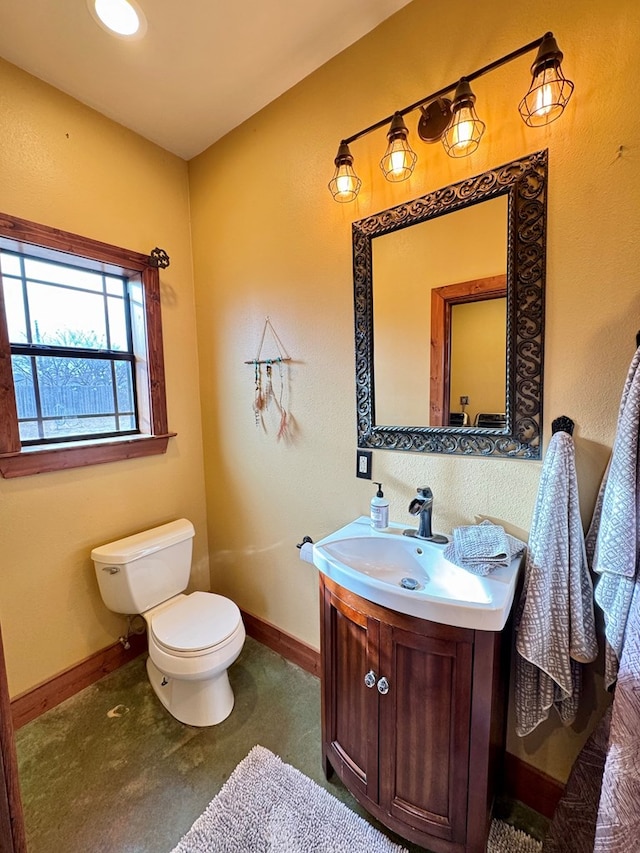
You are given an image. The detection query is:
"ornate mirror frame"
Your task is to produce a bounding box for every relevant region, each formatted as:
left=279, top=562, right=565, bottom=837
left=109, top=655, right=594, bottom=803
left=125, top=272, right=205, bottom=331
left=354, top=149, right=547, bottom=459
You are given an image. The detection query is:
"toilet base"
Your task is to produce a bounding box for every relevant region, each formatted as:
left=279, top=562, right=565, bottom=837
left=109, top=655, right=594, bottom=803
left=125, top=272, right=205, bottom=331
left=146, top=657, right=235, bottom=726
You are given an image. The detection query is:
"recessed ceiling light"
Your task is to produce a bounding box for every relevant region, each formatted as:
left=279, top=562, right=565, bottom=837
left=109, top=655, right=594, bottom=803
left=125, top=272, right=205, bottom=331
left=88, top=0, right=147, bottom=39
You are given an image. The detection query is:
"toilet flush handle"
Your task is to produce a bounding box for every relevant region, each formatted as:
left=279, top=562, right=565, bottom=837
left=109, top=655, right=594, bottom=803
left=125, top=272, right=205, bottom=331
left=102, top=565, right=120, bottom=575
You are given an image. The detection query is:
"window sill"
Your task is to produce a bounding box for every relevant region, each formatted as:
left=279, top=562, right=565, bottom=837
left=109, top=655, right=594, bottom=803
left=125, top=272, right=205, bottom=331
left=0, top=433, right=176, bottom=479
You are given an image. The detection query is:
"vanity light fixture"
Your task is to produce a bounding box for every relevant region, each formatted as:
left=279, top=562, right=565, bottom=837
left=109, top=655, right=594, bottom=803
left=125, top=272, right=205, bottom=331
left=328, top=141, right=362, bottom=203
left=89, top=0, right=147, bottom=38
left=441, top=79, right=485, bottom=158
left=379, top=113, right=418, bottom=181
left=328, top=31, right=573, bottom=202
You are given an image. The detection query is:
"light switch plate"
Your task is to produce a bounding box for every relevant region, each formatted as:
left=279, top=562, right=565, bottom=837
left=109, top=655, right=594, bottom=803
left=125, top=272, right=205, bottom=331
left=356, top=449, right=372, bottom=479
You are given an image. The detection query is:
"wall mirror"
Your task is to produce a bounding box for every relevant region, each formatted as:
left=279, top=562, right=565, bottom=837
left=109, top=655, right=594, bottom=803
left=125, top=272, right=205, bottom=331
left=354, top=149, right=547, bottom=458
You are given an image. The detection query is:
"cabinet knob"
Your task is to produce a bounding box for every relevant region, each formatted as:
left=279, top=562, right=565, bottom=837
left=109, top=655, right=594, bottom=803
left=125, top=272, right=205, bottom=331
left=364, top=670, right=377, bottom=688
left=377, top=676, right=390, bottom=695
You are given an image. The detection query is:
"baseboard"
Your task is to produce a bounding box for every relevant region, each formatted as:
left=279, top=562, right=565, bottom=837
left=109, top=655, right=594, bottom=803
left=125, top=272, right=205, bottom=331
left=10, top=633, right=146, bottom=731
left=240, top=609, right=321, bottom=678
left=503, top=751, right=564, bottom=819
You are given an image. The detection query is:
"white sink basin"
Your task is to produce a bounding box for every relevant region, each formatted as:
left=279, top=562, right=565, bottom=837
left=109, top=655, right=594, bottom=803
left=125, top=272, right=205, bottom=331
left=313, top=517, right=522, bottom=631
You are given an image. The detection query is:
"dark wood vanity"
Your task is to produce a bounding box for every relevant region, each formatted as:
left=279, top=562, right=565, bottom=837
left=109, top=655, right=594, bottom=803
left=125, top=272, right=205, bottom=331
left=320, top=574, right=510, bottom=853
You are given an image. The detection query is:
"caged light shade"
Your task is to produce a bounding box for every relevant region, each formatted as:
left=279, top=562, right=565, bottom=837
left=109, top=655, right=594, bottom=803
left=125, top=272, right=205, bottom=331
left=442, top=79, right=485, bottom=158
left=379, top=113, right=418, bottom=182
left=328, top=141, right=362, bottom=203
left=518, top=32, right=574, bottom=126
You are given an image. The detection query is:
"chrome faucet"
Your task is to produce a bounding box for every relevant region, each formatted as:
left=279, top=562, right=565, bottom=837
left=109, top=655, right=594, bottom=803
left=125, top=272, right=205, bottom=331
left=404, top=486, right=449, bottom=544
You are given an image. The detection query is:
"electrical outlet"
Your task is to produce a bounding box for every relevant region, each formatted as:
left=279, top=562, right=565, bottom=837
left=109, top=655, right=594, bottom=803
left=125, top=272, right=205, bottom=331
left=356, top=449, right=372, bottom=479
left=460, top=395, right=469, bottom=406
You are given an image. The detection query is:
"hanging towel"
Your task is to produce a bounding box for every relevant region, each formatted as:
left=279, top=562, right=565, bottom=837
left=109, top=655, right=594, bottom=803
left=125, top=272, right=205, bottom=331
left=443, top=520, right=525, bottom=576
left=594, top=583, right=640, bottom=851
left=586, top=347, right=640, bottom=688
left=515, top=429, right=598, bottom=737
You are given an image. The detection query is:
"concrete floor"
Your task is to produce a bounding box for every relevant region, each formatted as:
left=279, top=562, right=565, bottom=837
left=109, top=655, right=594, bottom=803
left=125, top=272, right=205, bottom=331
left=15, top=637, right=546, bottom=852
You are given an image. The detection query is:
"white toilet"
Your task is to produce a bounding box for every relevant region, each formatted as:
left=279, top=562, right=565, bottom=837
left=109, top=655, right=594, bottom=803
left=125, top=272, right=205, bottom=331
left=92, top=518, right=245, bottom=727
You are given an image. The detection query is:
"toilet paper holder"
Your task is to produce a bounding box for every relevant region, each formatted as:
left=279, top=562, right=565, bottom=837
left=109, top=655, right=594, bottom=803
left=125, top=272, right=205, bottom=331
left=296, top=536, right=313, bottom=549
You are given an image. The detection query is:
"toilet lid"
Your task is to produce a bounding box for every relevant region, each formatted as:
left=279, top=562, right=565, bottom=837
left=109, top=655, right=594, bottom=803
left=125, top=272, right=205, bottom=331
left=151, top=591, right=241, bottom=653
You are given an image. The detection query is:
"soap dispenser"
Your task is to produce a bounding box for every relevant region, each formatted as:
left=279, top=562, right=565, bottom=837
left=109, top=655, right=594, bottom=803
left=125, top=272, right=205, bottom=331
left=370, top=482, right=389, bottom=530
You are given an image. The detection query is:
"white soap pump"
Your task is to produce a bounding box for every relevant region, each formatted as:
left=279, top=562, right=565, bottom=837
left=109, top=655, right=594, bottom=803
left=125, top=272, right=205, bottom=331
left=370, top=482, right=389, bottom=530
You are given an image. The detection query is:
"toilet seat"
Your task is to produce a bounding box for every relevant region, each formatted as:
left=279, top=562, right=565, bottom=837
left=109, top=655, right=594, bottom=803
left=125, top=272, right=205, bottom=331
left=150, top=591, right=241, bottom=656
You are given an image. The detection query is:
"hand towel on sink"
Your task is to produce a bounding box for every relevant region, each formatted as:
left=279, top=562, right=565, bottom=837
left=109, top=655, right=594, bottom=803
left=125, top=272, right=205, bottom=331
left=514, top=428, right=598, bottom=737
left=443, top=520, right=525, bottom=576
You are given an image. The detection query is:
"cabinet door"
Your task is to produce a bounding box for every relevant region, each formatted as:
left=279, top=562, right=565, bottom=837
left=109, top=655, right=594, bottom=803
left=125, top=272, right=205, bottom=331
left=378, top=623, right=473, bottom=844
left=321, top=583, right=380, bottom=803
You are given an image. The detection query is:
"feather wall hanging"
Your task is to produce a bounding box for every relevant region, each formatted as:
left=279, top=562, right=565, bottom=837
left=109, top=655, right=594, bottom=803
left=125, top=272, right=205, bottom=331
left=245, top=317, right=292, bottom=441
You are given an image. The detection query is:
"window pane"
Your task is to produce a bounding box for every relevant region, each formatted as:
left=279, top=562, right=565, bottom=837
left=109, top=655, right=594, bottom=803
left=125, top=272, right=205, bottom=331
left=106, top=276, right=125, bottom=296
left=42, top=415, right=119, bottom=440
left=114, top=360, right=135, bottom=412
left=118, top=414, right=136, bottom=431
left=11, top=355, right=37, bottom=418
left=23, top=257, right=104, bottom=292
left=18, top=421, right=40, bottom=442
left=107, top=295, right=128, bottom=350
left=27, top=281, right=107, bottom=347
left=3, top=277, right=28, bottom=343
left=36, top=355, right=117, bottom=418
left=0, top=252, right=21, bottom=276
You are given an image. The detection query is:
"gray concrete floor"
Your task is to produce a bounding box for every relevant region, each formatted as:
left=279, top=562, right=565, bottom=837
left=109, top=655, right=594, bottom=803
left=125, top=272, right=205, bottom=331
left=15, top=637, right=546, bottom=852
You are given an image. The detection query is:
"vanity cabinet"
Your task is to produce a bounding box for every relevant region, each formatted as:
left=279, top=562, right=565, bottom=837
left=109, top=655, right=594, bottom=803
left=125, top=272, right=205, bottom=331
left=320, top=575, right=509, bottom=853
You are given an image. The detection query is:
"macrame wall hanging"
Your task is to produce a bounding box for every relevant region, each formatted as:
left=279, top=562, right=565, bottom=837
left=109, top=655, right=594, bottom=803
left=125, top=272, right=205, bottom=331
left=245, top=317, right=292, bottom=441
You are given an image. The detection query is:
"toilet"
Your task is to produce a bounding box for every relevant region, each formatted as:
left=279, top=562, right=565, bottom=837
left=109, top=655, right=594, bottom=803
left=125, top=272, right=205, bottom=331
left=91, top=519, right=245, bottom=727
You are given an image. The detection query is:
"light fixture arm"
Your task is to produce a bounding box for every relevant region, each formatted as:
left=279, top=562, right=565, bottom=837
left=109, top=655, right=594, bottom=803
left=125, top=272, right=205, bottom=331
left=342, top=33, right=550, bottom=146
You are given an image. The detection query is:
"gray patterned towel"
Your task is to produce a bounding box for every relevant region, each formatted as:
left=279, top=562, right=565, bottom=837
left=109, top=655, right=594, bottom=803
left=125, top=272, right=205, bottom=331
left=515, top=429, right=598, bottom=737
left=594, top=583, right=640, bottom=852
left=444, top=520, right=525, bottom=576
left=586, top=347, right=640, bottom=688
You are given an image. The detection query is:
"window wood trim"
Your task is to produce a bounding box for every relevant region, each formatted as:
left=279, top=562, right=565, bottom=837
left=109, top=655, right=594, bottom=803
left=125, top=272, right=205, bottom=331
left=0, top=213, right=175, bottom=478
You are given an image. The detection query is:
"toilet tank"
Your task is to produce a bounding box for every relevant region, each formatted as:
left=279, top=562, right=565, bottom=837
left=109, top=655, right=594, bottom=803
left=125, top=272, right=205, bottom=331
left=92, top=519, right=195, bottom=615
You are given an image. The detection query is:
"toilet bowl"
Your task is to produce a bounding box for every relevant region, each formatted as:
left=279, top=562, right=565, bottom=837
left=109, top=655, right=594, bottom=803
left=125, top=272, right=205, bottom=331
left=144, top=591, right=246, bottom=726
left=92, top=519, right=245, bottom=727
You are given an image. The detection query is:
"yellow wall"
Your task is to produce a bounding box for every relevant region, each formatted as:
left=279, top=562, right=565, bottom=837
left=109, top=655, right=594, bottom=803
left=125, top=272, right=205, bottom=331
left=0, top=59, right=210, bottom=696
left=189, top=0, right=639, bottom=783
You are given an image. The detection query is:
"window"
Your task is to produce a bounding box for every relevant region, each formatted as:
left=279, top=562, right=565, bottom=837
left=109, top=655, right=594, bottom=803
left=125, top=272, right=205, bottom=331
left=0, top=213, right=174, bottom=478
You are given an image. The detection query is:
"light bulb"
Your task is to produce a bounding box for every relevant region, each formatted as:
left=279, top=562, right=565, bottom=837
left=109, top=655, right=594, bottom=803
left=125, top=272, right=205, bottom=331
left=442, top=80, right=485, bottom=159
left=535, top=81, right=555, bottom=117
left=336, top=172, right=357, bottom=197
left=448, top=110, right=476, bottom=153
left=379, top=113, right=417, bottom=182
left=328, top=142, right=361, bottom=203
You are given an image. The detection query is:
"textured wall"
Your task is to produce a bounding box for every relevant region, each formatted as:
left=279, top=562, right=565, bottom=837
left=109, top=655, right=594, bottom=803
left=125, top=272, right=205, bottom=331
left=0, top=59, right=210, bottom=697
left=189, top=0, right=640, bottom=781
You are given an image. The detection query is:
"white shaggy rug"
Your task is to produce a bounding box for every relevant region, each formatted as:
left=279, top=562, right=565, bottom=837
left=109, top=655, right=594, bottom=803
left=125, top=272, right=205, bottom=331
left=170, top=745, right=542, bottom=853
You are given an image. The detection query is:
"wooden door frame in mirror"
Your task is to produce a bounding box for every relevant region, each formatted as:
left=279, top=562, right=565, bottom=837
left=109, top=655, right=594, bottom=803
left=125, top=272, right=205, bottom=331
left=430, top=275, right=507, bottom=427
left=354, top=149, right=547, bottom=458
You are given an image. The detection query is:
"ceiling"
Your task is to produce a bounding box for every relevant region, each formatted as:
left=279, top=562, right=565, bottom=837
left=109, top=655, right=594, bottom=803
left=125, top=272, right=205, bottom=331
left=0, top=0, right=412, bottom=160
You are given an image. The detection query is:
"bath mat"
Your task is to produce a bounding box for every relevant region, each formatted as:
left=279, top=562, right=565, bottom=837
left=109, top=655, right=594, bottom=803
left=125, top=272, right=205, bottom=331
left=170, top=745, right=542, bottom=853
